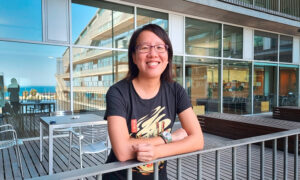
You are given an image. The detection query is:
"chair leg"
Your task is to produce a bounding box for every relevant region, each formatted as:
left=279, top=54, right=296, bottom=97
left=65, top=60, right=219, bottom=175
left=79, top=138, right=83, bottom=169
left=80, top=152, right=83, bottom=169
left=15, top=144, right=24, bottom=179
left=68, top=132, right=72, bottom=170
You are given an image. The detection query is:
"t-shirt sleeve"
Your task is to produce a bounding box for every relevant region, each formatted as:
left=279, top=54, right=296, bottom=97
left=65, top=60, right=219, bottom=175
left=175, top=83, right=192, bottom=114
left=104, top=86, right=127, bottom=120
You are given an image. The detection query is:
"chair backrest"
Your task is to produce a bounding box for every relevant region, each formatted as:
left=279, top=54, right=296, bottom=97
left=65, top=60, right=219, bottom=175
left=79, top=124, right=107, bottom=144
left=0, top=124, right=17, bottom=149
left=50, top=110, right=73, bottom=117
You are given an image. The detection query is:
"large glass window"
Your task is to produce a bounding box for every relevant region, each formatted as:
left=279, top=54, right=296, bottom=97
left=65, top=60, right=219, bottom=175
left=72, top=48, right=128, bottom=113
left=72, top=0, right=134, bottom=49
left=279, top=66, right=299, bottom=106
left=223, top=60, right=251, bottom=114
left=186, top=58, right=220, bottom=113
left=173, top=56, right=183, bottom=85
left=137, top=8, right=168, bottom=31
left=253, top=63, right=277, bottom=113
left=279, top=35, right=293, bottom=63
left=185, top=18, right=221, bottom=57
left=0, top=0, right=42, bottom=41
left=0, top=41, right=69, bottom=138
left=254, top=31, right=278, bottom=61
left=223, top=25, right=243, bottom=59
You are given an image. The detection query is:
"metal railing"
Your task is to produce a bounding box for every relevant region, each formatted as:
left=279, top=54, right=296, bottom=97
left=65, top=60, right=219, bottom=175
left=219, top=0, right=300, bottom=21
left=29, top=128, right=300, bottom=180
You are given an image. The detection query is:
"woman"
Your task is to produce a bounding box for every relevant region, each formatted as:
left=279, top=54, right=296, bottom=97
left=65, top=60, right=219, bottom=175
left=104, top=24, right=204, bottom=180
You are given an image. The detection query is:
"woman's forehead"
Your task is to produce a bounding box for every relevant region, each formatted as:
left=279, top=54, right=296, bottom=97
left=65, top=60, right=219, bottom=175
left=136, top=30, right=164, bottom=44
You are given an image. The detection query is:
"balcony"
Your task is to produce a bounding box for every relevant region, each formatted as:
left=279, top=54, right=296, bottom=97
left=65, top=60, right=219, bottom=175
left=218, top=0, right=300, bottom=21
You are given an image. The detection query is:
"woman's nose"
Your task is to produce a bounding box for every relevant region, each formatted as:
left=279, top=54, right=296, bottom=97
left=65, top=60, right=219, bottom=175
left=148, top=46, right=158, bottom=56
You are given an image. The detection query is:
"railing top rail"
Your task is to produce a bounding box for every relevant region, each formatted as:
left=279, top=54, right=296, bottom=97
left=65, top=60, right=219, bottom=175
left=28, top=128, right=300, bottom=180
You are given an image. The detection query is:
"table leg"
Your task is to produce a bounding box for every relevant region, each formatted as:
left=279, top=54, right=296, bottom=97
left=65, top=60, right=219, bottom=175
left=40, top=122, right=43, bottom=162
left=49, top=126, right=53, bottom=175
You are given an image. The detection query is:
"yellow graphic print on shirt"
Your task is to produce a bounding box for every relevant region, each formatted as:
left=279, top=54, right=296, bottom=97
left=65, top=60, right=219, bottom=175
left=131, top=106, right=171, bottom=175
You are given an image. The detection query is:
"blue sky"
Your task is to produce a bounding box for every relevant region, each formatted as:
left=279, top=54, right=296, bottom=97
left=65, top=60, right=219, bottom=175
left=0, top=1, right=98, bottom=87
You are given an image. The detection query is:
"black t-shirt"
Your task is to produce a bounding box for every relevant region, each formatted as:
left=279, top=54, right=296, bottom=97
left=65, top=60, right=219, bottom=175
left=104, top=79, right=191, bottom=180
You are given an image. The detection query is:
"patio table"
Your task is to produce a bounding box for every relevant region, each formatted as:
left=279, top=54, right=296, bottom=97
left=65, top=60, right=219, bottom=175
left=39, top=113, right=106, bottom=175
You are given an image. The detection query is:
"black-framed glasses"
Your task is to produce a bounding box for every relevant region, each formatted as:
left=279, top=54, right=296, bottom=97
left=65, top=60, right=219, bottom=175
left=136, top=44, right=168, bottom=53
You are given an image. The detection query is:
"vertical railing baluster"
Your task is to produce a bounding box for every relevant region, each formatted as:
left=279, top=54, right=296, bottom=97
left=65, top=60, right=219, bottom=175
left=284, top=137, right=288, bottom=180
left=96, top=174, right=102, bottom=180
left=273, top=139, right=277, bottom=180
left=197, top=154, right=202, bottom=180
left=127, top=168, right=132, bottom=180
left=154, top=162, right=159, bottom=180
left=247, top=144, right=251, bottom=180
left=232, top=147, right=236, bottom=180
left=294, top=135, right=298, bottom=180
left=216, top=150, right=220, bottom=180
left=177, top=158, right=182, bottom=180
left=260, top=141, right=265, bottom=180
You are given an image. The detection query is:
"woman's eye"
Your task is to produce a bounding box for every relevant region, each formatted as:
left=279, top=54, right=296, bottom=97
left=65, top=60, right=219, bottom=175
left=156, top=45, right=165, bottom=50
left=140, top=46, right=149, bottom=50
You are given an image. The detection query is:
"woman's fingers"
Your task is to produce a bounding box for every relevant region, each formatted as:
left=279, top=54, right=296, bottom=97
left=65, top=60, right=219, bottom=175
left=132, top=144, right=156, bottom=162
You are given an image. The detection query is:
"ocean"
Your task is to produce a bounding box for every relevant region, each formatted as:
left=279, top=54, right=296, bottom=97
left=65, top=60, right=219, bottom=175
left=4, top=86, right=56, bottom=97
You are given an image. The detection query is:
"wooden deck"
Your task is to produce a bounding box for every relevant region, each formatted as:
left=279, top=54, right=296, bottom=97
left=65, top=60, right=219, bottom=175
left=1, top=132, right=300, bottom=180
left=1, top=113, right=300, bottom=179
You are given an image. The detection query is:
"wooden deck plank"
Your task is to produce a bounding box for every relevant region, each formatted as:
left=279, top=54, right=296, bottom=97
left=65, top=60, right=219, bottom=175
left=22, top=140, right=45, bottom=177
left=3, top=149, right=13, bottom=180
left=18, top=141, right=36, bottom=178
left=0, top=147, right=4, bottom=180
left=8, top=147, right=22, bottom=179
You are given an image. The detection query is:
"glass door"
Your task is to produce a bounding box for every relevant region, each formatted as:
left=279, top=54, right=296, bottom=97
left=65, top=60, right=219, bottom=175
left=253, top=63, right=277, bottom=113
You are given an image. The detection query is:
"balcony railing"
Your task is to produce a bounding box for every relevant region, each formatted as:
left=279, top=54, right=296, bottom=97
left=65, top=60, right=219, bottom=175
left=30, top=128, right=300, bottom=180
left=219, top=0, right=300, bottom=21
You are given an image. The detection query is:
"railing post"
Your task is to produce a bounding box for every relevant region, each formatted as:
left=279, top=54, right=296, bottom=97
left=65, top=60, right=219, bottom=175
left=294, top=135, right=298, bottom=180
left=96, top=174, right=102, bottom=180
left=284, top=137, right=288, bottom=180
left=197, top=154, right=202, bottom=180
left=232, top=147, right=236, bottom=180
left=260, top=141, right=265, bottom=180
left=177, top=158, right=182, bottom=180
left=127, top=168, right=132, bottom=180
left=273, top=139, right=277, bottom=180
left=247, top=144, right=251, bottom=180
left=154, top=162, right=159, bottom=180
left=216, top=150, right=220, bottom=180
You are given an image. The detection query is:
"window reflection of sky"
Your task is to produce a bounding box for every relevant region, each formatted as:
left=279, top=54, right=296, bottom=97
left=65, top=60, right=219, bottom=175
left=0, top=0, right=42, bottom=41
left=0, top=41, right=66, bottom=86
left=72, top=3, right=98, bottom=43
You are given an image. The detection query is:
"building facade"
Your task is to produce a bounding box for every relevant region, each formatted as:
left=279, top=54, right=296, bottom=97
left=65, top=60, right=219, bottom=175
left=0, top=0, right=299, bottom=137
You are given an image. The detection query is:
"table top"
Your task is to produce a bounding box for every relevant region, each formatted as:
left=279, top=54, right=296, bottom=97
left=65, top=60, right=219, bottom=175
left=40, top=114, right=106, bottom=128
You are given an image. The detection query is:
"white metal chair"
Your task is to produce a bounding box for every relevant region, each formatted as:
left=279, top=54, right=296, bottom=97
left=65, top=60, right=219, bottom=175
left=69, top=124, right=110, bottom=169
left=0, top=124, right=24, bottom=178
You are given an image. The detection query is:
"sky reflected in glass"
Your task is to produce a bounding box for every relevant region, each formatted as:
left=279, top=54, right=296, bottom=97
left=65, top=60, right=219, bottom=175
left=0, top=0, right=42, bottom=41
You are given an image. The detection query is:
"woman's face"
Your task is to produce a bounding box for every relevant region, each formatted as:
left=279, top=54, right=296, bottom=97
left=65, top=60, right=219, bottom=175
left=132, top=30, right=169, bottom=80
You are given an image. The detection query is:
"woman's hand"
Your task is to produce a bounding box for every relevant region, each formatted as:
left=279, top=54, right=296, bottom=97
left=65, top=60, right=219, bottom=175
left=171, top=128, right=188, bottom=142
left=132, top=143, right=157, bottom=162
